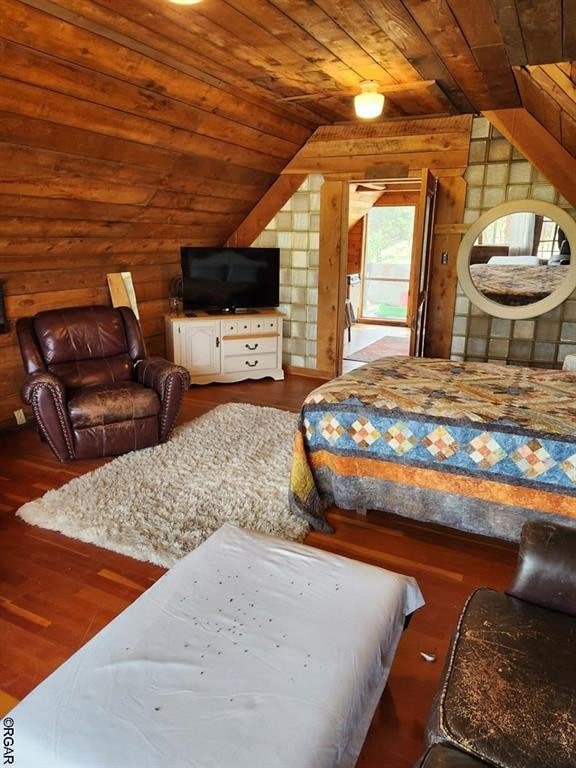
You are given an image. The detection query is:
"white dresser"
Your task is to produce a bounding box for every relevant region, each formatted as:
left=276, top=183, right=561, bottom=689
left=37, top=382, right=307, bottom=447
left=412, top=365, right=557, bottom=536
left=165, top=311, right=284, bottom=384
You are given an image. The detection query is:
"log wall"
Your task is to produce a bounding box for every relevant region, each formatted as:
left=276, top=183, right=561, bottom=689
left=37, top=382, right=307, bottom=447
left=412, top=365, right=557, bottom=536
left=0, top=0, right=315, bottom=428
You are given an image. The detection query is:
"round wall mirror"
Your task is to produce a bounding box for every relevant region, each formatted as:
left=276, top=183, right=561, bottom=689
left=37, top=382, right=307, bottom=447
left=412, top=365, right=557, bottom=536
left=457, top=200, right=576, bottom=319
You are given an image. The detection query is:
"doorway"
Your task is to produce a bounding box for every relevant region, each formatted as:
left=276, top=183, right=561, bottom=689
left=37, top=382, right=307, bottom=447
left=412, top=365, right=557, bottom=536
left=360, top=204, right=415, bottom=323
left=343, top=182, right=421, bottom=370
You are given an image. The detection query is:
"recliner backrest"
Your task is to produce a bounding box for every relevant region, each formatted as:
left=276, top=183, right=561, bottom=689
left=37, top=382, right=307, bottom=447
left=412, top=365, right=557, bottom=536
left=19, top=306, right=146, bottom=390
left=506, top=519, right=576, bottom=616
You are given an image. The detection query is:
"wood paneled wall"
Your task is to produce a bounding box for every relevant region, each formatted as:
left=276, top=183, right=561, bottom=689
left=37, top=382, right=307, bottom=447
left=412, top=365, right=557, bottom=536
left=0, top=0, right=316, bottom=428
left=347, top=221, right=363, bottom=274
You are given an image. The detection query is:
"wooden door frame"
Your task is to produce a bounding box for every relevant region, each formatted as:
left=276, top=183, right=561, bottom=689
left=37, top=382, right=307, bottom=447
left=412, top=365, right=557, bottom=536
left=316, top=180, right=350, bottom=378
left=407, top=169, right=437, bottom=356
left=317, top=171, right=467, bottom=379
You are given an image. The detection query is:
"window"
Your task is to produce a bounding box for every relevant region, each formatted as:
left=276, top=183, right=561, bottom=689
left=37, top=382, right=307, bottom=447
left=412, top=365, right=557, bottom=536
left=361, top=206, right=415, bottom=322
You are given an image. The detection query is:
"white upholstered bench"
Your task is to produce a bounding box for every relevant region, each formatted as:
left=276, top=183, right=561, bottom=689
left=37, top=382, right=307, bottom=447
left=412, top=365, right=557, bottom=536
left=9, top=523, right=423, bottom=768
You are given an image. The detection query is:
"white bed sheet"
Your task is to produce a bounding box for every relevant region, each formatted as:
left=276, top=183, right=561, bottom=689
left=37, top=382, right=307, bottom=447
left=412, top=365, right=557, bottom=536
left=9, top=523, right=424, bottom=768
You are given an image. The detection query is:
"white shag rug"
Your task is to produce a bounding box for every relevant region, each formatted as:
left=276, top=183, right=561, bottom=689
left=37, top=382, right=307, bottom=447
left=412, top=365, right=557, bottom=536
left=16, top=403, right=308, bottom=567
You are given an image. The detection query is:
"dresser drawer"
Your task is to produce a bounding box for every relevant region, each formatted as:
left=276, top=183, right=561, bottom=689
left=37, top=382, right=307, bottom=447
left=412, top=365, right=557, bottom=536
left=221, top=353, right=277, bottom=374
left=250, top=316, right=277, bottom=333
left=220, top=317, right=254, bottom=335
left=222, top=337, right=278, bottom=356
left=221, top=319, right=240, bottom=335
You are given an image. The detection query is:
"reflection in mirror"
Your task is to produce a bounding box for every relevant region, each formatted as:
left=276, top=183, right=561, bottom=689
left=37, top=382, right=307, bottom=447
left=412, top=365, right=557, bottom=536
left=457, top=201, right=576, bottom=320
left=469, top=212, right=571, bottom=306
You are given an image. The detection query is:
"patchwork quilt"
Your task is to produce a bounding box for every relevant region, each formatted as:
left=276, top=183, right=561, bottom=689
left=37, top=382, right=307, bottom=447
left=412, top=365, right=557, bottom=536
left=469, top=264, right=567, bottom=305
left=289, top=358, right=576, bottom=540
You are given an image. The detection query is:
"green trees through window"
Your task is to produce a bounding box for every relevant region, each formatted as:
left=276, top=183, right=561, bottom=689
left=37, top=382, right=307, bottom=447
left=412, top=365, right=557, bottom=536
left=361, top=205, right=415, bottom=321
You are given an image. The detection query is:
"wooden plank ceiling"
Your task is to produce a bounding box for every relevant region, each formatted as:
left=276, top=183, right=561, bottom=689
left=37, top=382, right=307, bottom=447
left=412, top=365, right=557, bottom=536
left=1, top=0, right=576, bottom=427
left=0, top=1, right=573, bottom=259
left=0, top=1, right=574, bottom=256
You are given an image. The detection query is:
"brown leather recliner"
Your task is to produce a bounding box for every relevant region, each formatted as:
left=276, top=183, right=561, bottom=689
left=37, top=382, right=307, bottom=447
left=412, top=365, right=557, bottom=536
left=17, top=305, right=190, bottom=461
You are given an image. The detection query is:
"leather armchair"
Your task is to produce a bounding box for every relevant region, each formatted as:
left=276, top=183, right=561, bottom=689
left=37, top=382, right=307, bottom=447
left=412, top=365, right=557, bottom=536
left=418, top=520, right=576, bottom=768
left=17, top=305, right=190, bottom=461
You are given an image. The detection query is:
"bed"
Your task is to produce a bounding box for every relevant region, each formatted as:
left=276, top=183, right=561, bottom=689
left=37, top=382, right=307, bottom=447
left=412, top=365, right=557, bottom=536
left=469, top=263, right=568, bottom=305
left=9, top=523, right=423, bottom=768
left=289, top=357, right=576, bottom=541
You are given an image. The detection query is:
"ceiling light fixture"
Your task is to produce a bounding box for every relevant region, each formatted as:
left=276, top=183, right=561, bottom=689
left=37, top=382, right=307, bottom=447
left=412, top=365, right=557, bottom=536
left=168, top=0, right=202, bottom=5
left=354, top=80, right=385, bottom=120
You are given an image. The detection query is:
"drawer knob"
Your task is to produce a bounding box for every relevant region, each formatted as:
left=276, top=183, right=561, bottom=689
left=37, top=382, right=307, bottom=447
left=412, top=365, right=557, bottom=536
left=245, top=343, right=258, bottom=350
left=245, top=360, right=259, bottom=367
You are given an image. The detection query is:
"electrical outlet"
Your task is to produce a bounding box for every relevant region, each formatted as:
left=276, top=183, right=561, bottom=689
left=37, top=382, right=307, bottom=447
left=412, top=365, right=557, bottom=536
left=441, top=251, right=449, bottom=265
left=14, top=408, right=26, bottom=425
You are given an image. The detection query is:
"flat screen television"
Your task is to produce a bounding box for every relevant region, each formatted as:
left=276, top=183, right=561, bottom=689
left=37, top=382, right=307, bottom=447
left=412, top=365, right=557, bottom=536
left=180, top=246, right=280, bottom=314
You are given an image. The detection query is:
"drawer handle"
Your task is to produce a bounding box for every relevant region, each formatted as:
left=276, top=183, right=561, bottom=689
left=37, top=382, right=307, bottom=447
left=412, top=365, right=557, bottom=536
left=245, top=360, right=259, bottom=367
left=245, top=343, right=258, bottom=350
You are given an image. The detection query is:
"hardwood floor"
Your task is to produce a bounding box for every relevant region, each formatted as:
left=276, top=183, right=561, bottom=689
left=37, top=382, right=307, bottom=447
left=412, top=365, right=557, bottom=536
left=0, top=375, right=518, bottom=768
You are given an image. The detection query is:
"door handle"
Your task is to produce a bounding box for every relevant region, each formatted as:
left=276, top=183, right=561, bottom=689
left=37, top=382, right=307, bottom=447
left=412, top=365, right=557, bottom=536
left=216, top=337, right=220, bottom=347
left=245, top=343, right=258, bottom=350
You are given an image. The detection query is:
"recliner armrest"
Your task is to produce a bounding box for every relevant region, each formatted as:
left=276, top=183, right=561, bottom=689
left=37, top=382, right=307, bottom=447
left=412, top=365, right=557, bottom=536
left=21, top=372, right=74, bottom=461
left=21, top=371, right=66, bottom=405
left=506, top=520, right=576, bottom=616
left=135, top=357, right=190, bottom=397
left=135, top=357, right=190, bottom=442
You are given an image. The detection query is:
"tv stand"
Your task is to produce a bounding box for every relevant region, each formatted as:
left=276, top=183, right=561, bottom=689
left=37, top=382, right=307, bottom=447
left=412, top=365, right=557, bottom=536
left=165, top=310, right=284, bottom=385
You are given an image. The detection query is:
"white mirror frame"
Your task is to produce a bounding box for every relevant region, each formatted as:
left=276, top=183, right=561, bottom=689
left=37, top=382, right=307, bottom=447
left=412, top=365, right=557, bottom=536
left=457, top=200, right=576, bottom=319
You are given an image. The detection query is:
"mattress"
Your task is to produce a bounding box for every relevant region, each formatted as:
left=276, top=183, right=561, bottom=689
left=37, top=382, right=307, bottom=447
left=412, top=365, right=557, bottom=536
left=8, top=523, right=424, bottom=768
left=290, top=357, right=576, bottom=540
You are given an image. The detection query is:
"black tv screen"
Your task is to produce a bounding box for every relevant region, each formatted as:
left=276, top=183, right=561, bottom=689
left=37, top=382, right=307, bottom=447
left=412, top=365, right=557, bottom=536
left=180, top=246, right=280, bottom=313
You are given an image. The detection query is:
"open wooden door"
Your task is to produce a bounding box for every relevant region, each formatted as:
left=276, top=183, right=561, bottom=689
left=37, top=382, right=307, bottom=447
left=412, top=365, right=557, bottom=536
left=407, top=169, right=437, bottom=357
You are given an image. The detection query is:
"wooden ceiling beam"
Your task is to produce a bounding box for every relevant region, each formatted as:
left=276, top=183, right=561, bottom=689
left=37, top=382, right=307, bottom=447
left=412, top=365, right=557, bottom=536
left=284, top=116, right=472, bottom=176
left=225, top=174, right=307, bottom=247
left=484, top=107, right=576, bottom=207
left=514, top=64, right=576, bottom=165
left=527, top=65, right=576, bottom=121
left=513, top=66, right=562, bottom=142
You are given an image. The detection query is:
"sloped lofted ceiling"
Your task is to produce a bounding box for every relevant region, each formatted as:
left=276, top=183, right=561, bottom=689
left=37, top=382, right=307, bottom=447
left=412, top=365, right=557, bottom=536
left=2, top=0, right=576, bottom=424
left=1, top=0, right=575, bottom=249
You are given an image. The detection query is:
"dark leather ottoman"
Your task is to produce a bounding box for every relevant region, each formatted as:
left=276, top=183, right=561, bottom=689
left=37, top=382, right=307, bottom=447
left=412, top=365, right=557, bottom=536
left=420, top=521, right=576, bottom=768
left=426, top=587, right=576, bottom=767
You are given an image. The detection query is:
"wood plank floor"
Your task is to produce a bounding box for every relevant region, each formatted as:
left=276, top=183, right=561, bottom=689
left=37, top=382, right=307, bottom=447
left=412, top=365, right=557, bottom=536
left=0, top=375, right=518, bottom=768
